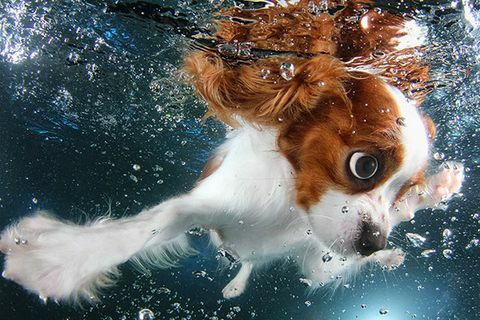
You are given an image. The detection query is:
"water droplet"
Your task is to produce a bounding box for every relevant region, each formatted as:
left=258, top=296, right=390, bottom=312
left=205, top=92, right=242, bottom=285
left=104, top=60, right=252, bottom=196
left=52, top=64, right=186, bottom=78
left=279, top=62, right=295, bottom=81
left=361, top=304, right=367, bottom=309
left=217, top=247, right=239, bottom=263
left=379, top=308, right=389, bottom=315
left=165, top=150, right=174, bottom=157
left=466, top=239, right=480, bottom=249
left=217, top=43, right=238, bottom=56
left=318, top=80, right=325, bottom=86
left=442, top=228, right=452, bottom=238
left=341, top=206, right=349, bottom=214
left=157, top=287, right=171, bottom=294
left=32, top=197, right=38, bottom=204
left=434, top=152, right=445, bottom=160
left=138, top=308, right=155, bottom=320
left=260, top=68, right=271, bottom=79
left=193, top=270, right=209, bottom=278
left=406, top=232, right=427, bottom=247
left=396, top=117, right=406, bottom=126
left=304, top=300, right=312, bottom=307
left=299, top=278, right=313, bottom=287
left=442, top=248, right=453, bottom=259
left=420, top=249, right=436, bottom=258
left=129, top=174, right=138, bottom=183
left=149, top=80, right=163, bottom=93
left=39, top=295, right=48, bottom=304
left=306, top=229, right=313, bottom=235
left=67, top=52, right=82, bottom=65
left=132, top=164, right=141, bottom=171
left=322, top=252, right=333, bottom=263
left=20, top=239, right=28, bottom=245
left=14, top=237, right=20, bottom=245
left=238, top=220, right=244, bottom=225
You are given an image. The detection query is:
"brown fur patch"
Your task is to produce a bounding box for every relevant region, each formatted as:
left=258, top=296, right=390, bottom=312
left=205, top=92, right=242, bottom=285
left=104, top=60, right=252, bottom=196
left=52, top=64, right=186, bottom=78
left=278, top=75, right=406, bottom=209
left=184, top=0, right=431, bottom=125
left=184, top=52, right=350, bottom=127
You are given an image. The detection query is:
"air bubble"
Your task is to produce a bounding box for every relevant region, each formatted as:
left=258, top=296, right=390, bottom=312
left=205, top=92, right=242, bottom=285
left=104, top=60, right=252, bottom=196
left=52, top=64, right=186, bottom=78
left=406, top=232, right=426, bottom=247
left=322, top=252, right=333, bottom=263
left=260, top=68, right=271, bottom=79
left=67, top=52, right=82, bottom=65
left=442, top=228, right=452, bottom=238
left=341, top=206, right=349, bottom=214
left=138, top=308, right=155, bottom=320
left=379, top=308, right=389, bottom=315
left=420, top=249, right=436, bottom=258
left=442, top=248, right=453, bottom=259
left=434, top=152, right=445, bottom=160
left=396, top=117, right=406, bottom=126
left=132, top=164, right=141, bottom=171
left=299, top=278, right=313, bottom=287
left=280, top=62, right=295, bottom=81
left=466, top=239, right=480, bottom=249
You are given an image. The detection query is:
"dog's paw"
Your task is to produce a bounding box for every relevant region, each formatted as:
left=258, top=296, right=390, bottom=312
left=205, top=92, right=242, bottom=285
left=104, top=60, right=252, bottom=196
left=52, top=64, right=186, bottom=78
left=222, top=277, right=247, bottom=299
left=373, top=248, right=406, bottom=271
left=424, top=161, right=464, bottom=208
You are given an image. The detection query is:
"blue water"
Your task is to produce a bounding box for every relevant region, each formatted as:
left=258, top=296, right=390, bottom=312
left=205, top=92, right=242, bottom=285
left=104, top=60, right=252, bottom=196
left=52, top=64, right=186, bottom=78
left=0, top=0, right=479, bottom=319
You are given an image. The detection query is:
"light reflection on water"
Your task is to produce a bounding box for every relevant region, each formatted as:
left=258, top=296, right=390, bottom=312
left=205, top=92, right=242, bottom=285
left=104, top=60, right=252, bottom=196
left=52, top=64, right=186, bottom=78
left=0, top=0, right=479, bottom=319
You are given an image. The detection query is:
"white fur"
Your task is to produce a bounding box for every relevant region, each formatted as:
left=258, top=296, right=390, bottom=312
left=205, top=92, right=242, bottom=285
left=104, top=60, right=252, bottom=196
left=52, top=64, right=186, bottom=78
left=395, top=19, right=427, bottom=50
left=0, top=85, right=464, bottom=303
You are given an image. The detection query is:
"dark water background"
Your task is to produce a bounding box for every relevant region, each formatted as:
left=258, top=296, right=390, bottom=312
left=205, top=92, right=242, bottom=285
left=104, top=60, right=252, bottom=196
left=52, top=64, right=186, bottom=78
left=0, top=0, right=479, bottom=319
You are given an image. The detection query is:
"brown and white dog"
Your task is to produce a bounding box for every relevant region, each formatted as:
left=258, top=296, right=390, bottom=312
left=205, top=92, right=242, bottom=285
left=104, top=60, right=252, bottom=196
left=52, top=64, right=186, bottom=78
left=0, top=0, right=464, bottom=303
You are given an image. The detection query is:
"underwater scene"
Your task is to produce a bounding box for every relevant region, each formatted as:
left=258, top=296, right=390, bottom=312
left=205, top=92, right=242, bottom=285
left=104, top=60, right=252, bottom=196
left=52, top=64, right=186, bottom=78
left=0, top=0, right=479, bottom=319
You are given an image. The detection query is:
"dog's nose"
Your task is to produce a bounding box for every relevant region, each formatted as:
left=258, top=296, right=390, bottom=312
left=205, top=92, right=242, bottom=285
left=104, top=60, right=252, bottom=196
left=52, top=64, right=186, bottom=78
left=355, top=223, right=387, bottom=256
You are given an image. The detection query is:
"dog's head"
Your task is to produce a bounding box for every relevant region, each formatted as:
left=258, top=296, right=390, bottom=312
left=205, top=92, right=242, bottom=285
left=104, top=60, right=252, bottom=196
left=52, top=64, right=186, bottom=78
left=278, top=74, right=436, bottom=256
left=185, top=0, right=434, bottom=257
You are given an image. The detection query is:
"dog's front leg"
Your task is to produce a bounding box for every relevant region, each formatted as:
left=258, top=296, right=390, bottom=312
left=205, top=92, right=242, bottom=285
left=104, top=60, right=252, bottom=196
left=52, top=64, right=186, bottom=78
left=222, top=262, right=253, bottom=299
left=0, top=192, right=219, bottom=303
left=392, top=161, right=465, bottom=223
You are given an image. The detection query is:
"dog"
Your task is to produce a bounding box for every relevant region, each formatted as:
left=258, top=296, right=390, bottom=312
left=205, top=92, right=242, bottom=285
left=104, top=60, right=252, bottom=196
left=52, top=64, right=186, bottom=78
left=0, top=0, right=465, bottom=304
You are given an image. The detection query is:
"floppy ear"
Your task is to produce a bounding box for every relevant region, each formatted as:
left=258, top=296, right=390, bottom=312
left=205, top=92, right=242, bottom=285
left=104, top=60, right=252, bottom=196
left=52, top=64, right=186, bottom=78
left=183, top=51, right=350, bottom=127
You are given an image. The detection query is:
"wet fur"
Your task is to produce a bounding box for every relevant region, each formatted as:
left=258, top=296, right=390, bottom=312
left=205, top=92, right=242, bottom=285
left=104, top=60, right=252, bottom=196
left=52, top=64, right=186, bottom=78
left=0, top=0, right=464, bottom=304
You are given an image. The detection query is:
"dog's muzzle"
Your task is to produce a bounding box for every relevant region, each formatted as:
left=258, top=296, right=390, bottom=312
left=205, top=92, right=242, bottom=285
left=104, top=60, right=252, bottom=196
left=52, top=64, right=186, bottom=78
left=354, top=222, right=387, bottom=256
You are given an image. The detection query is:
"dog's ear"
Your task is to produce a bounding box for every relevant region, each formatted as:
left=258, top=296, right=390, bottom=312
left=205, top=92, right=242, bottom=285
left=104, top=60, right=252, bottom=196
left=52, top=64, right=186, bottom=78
left=184, top=52, right=350, bottom=127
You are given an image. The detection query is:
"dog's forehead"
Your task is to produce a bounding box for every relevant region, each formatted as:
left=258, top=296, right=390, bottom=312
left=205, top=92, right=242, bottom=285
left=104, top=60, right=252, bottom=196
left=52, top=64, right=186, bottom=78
left=382, top=83, right=430, bottom=190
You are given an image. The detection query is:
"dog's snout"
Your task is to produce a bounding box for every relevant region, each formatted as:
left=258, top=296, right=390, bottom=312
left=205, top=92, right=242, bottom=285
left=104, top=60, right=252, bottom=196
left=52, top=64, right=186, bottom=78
left=355, top=223, right=387, bottom=256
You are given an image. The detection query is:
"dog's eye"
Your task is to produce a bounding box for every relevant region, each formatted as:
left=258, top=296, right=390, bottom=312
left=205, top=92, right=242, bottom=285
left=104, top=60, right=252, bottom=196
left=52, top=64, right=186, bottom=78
left=349, top=152, right=378, bottom=180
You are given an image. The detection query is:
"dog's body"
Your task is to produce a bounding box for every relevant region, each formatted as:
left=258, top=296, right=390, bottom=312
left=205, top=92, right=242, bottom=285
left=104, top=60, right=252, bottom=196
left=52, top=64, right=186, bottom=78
left=0, top=0, right=465, bottom=303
